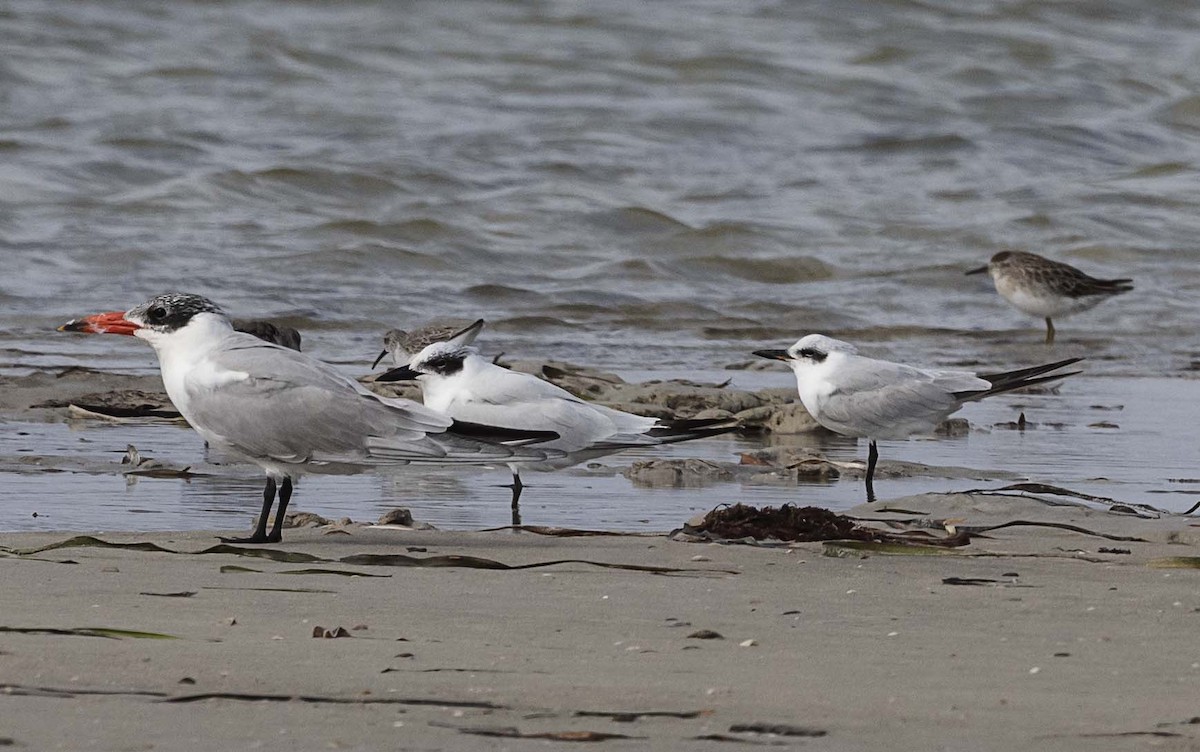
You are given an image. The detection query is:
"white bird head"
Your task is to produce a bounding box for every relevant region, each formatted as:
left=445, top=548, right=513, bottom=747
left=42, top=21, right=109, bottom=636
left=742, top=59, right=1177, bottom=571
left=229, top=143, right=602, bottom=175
left=377, top=340, right=477, bottom=383
left=754, top=333, right=857, bottom=371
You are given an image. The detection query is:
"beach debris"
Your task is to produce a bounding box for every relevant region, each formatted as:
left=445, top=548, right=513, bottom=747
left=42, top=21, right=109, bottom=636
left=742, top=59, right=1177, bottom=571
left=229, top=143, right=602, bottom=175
left=728, top=722, right=827, bottom=738
left=623, top=459, right=733, bottom=488
left=0, top=626, right=177, bottom=640
left=957, top=483, right=1170, bottom=518
left=739, top=448, right=842, bottom=479
left=12, top=536, right=735, bottom=575
left=739, top=639, right=758, bottom=647
left=934, top=418, right=971, bottom=437
left=452, top=726, right=639, bottom=742
left=119, top=445, right=199, bottom=479
left=311, top=626, right=352, bottom=638
left=822, top=541, right=963, bottom=557
left=940, top=577, right=1037, bottom=587
left=673, top=504, right=978, bottom=548
left=687, top=629, right=724, bottom=640
left=377, top=508, right=414, bottom=526
left=161, top=691, right=505, bottom=709
left=138, top=590, right=197, bottom=598
left=1148, top=557, right=1200, bottom=569
left=675, top=504, right=860, bottom=543
left=573, top=709, right=710, bottom=722
left=35, top=390, right=183, bottom=421
left=284, top=512, right=336, bottom=529
left=280, top=568, right=390, bottom=578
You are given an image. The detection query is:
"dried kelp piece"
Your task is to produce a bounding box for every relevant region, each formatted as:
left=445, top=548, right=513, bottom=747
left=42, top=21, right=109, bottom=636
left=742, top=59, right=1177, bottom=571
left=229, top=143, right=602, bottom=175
left=163, top=692, right=504, bottom=708
left=454, top=727, right=639, bottom=741
left=1076, top=731, right=1184, bottom=739
left=687, top=630, right=724, bottom=640
left=196, top=545, right=325, bottom=564
left=961, top=485, right=1169, bottom=517
left=138, top=591, right=197, bottom=598
left=823, top=541, right=963, bottom=557
left=0, top=683, right=167, bottom=699
left=341, top=552, right=731, bottom=575
left=675, top=504, right=968, bottom=549
left=573, top=710, right=709, bottom=722
left=14, top=537, right=729, bottom=576
left=126, top=466, right=203, bottom=479
left=13, top=535, right=180, bottom=556
left=942, top=577, right=1001, bottom=586
left=482, top=525, right=658, bottom=537
left=312, top=626, right=352, bottom=638
left=35, top=389, right=180, bottom=419
left=1148, top=557, right=1200, bottom=569
left=940, top=576, right=1037, bottom=587
left=728, top=723, right=827, bottom=737
left=340, top=553, right=508, bottom=569
left=953, top=520, right=1147, bottom=542
left=219, top=565, right=261, bottom=573
left=681, top=504, right=862, bottom=542
left=279, top=568, right=390, bottom=578
left=0, top=626, right=177, bottom=639
left=202, top=586, right=336, bottom=594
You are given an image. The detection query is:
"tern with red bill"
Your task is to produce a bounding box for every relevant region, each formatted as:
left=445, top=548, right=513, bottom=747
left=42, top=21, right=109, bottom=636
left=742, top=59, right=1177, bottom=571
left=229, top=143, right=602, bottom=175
left=754, top=334, right=1082, bottom=503
left=59, top=293, right=559, bottom=543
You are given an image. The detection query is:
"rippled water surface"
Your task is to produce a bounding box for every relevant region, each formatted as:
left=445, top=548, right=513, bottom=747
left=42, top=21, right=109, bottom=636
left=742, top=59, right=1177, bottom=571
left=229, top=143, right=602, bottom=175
left=3, top=1, right=1200, bottom=531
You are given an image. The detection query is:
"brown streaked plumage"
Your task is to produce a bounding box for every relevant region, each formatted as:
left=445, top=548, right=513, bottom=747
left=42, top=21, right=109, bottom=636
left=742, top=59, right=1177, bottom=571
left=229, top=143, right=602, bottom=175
left=967, top=250, right=1133, bottom=344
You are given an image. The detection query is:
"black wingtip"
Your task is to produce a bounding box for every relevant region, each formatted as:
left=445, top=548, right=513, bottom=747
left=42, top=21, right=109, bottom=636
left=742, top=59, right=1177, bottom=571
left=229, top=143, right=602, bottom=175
left=449, top=420, right=560, bottom=445
left=449, top=319, right=486, bottom=345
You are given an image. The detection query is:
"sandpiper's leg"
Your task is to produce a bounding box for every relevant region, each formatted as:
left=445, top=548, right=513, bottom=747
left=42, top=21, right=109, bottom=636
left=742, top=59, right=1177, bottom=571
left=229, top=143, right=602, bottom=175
left=221, top=477, right=277, bottom=544
left=1044, top=317, right=1055, bottom=345
left=866, top=440, right=879, bottom=503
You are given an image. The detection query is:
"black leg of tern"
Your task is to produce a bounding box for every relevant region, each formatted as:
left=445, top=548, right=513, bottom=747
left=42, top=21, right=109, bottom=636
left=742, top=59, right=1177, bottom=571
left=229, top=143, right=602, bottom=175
left=508, top=470, right=524, bottom=527
left=865, top=440, right=879, bottom=503
left=1045, top=317, right=1055, bottom=345
left=221, top=477, right=276, bottom=544
left=265, top=477, right=293, bottom=543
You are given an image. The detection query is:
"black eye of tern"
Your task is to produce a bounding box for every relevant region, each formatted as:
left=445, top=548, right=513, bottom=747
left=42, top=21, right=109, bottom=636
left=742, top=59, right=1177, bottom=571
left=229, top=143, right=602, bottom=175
left=147, top=306, right=167, bottom=322
left=797, top=347, right=827, bottom=363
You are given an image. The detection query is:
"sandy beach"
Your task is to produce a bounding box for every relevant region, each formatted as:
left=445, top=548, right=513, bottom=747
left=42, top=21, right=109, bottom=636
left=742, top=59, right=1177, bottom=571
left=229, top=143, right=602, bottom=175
left=3, top=490, right=1199, bottom=751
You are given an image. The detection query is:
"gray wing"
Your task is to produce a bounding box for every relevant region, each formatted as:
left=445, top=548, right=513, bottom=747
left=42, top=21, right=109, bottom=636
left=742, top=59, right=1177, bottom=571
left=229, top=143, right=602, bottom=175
left=433, top=365, right=658, bottom=452
left=813, top=356, right=988, bottom=438
left=185, top=336, right=521, bottom=466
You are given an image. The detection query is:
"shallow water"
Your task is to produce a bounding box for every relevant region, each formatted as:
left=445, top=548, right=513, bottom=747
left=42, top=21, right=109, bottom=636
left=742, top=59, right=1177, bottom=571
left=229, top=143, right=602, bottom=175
left=2, top=375, right=1195, bottom=534
left=3, top=2, right=1200, bottom=532
left=3, top=0, right=1200, bottom=379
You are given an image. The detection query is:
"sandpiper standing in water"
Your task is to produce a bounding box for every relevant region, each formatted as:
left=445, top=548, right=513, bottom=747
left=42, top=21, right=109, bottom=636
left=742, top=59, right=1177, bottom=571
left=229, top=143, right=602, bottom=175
left=967, top=250, right=1133, bottom=344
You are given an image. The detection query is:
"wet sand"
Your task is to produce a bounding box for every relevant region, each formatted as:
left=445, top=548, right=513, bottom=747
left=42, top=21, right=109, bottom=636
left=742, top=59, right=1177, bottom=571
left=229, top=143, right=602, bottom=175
left=4, top=369, right=1200, bottom=749
left=2, top=492, right=1199, bottom=751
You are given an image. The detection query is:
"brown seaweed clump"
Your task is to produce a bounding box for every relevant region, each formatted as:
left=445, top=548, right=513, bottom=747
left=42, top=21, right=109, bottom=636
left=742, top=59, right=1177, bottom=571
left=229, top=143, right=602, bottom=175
left=686, top=503, right=877, bottom=542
